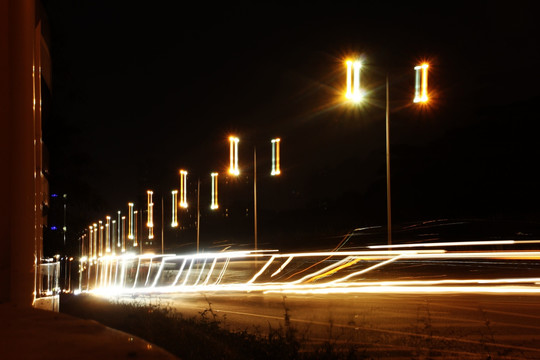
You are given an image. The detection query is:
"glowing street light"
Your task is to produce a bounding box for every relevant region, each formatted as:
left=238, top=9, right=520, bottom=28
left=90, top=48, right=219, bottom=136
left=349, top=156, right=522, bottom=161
left=229, top=136, right=240, bottom=175
left=414, top=63, right=429, bottom=103
left=105, top=216, right=111, bottom=253
left=343, top=58, right=432, bottom=247
left=211, top=172, right=219, bottom=210
left=133, top=210, right=139, bottom=247
left=128, top=202, right=134, bottom=240
left=345, top=59, right=363, bottom=103
left=99, top=222, right=104, bottom=257
left=121, top=216, right=126, bottom=252
left=147, top=190, right=154, bottom=240
left=179, top=170, right=188, bottom=208
left=171, top=190, right=178, bottom=227
left=111, top=219, right=117, bottom=255
left=93, top=224, right=97, bottom=258
left=271, top=138, right=281, bottom=176
left=88, top=226, right=93, bottom=259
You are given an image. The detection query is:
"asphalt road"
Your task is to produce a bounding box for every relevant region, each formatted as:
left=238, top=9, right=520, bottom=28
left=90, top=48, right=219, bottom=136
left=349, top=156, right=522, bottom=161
left=133, top=291, right=540, bottom=359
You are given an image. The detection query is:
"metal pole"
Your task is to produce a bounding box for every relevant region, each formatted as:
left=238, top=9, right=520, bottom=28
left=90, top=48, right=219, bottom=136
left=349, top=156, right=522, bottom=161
left=253, top=147, right=258, bottom=252
left=161, top=196, right=164, bottom=254
left=385, top=75, right=392, bottom=247
left=197, top=178, right=200, bottom=254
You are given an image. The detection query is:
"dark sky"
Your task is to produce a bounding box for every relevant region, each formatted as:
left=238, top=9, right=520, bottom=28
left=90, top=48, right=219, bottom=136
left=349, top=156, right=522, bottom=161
left=42, top=1, right=540, bottom=250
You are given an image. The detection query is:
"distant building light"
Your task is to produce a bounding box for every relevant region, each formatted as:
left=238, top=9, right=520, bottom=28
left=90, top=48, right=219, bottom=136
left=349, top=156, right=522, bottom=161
left=50, top=226, right=57, bottom=230
left=51, top=194, right=58, bottom=198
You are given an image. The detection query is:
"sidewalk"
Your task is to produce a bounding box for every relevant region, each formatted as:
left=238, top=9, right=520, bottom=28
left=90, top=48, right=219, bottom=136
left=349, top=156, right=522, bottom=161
left=0, top=302, right=179, bottom=360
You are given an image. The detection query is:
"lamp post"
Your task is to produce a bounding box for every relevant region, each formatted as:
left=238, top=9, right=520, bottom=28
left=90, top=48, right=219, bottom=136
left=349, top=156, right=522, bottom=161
left=344, top=58, right=429, bottom=247
left=228, top=136, right=281, bottom=251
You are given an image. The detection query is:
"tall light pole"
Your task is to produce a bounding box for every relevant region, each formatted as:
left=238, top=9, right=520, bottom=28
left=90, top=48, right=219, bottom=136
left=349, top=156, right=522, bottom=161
left=385, top=75, right=391, bottom=247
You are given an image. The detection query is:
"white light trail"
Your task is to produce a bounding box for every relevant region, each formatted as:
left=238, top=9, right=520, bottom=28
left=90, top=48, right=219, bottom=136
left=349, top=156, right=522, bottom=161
left=82, top=248, right=540, bottom=297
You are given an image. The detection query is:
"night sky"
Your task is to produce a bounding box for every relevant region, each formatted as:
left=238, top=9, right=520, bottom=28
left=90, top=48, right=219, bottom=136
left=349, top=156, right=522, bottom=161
left=42, top=1, right=540, bottom=254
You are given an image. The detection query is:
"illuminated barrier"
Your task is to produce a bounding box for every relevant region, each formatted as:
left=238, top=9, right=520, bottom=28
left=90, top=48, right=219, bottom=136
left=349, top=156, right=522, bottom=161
left=271, top=138, right=281, bottom=176
left=345, top=59, right=362, bottom=103
left=128, top=203, right=134, bottom=240
left=147, top=190, right=154, bottom=239
left=229, top=136, right=239, bottom=175
left=414, top=63, right=429, bottom=103
left=80, top=242, right=540, bottom=297
left=211, top=172, right=218, bottom=209
left=179, top=170, right=188, bottom=208
left=171, top=190, right=178, bottom=227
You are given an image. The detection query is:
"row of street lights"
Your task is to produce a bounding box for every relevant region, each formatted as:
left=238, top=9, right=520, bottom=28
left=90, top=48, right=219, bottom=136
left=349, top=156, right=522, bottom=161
left=80, top=57, right=429, bottom=259
left=82, top=137, right=282, bottom=258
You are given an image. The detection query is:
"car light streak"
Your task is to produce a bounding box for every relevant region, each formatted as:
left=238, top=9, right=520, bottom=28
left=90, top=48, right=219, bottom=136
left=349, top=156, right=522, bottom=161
left=271, top=256, right=294, bottom=277
left=83, top=248, right=540, bottom=297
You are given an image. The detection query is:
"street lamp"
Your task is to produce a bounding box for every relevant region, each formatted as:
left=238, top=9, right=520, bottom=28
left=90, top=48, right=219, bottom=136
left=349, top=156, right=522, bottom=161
left=344, top=58, right=430, bottom=246
left=229, top=136, right=240, bottom=175
left=171, top=190, right=178, bottom=227
left=227, top=135, right=281, bottom=252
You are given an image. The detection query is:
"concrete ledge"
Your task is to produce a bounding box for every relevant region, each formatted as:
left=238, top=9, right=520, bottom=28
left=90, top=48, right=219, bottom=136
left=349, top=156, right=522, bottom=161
left=0, top=303, right=178, bottom=359
left=33, top=295, right=59, bottom=312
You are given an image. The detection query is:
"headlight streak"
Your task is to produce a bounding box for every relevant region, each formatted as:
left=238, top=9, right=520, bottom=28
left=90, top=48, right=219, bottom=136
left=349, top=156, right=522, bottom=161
left=271, top=256, right=294, bottom=277
left=83, top=248, right=540, bottom=297
left=248, top=256, right=276, bottom=284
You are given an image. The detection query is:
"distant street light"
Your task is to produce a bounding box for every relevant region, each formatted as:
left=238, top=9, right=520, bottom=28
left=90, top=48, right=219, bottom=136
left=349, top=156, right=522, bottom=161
left=211, top=172, right=219, bottom=210
left=128, top=202, right=134, bottom=241
left=121, top=216, right=126, bottom=252
left=171, top=190, right=178, bottom=227
left=105, top=216, right=111, bottom=253
left=147, top=190, right=154, bottom=240
left=229, top=136, right=240, bottom=175
left=179, top=170, right=188, bottom=208
left=271, top=138, right=281, bottom=176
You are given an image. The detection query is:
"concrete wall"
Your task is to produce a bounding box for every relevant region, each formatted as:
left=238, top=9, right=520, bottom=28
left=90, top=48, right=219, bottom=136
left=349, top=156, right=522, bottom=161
left=0, top=0, right=39, bottom=307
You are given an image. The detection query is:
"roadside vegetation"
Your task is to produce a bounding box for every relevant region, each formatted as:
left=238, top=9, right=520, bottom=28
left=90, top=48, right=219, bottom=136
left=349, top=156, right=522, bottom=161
left=60, top=293, right=363, bottom=360
left=61, top=293, right=527, bottom=359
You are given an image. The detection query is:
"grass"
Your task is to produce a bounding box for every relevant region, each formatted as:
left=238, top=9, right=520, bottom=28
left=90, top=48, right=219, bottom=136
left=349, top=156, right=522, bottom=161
left=60, top=293, right=365, bottom=360
left=60, top=293, right=533, bottom=359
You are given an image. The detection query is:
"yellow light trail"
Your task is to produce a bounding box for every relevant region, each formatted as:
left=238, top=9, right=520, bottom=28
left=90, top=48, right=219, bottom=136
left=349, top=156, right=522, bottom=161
left=83, top=247, right=540, bottom=297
